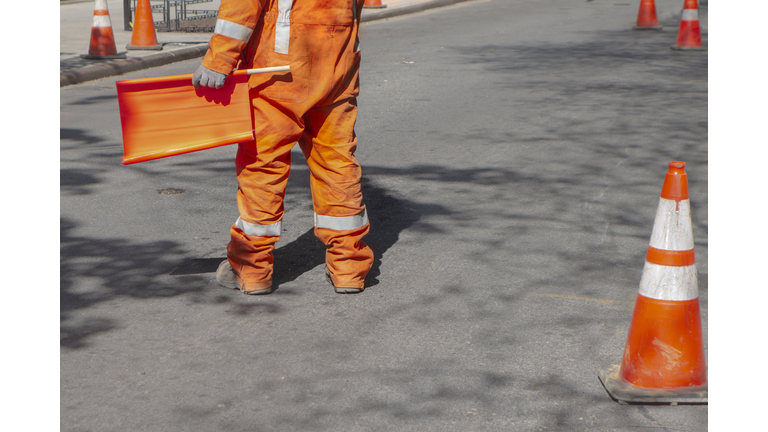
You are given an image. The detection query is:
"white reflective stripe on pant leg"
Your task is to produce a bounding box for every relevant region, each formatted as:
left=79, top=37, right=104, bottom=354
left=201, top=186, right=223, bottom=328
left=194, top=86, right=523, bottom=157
left=214, top=19, right=253, bottom=43
left=314, top=210, right=369, bottom=231
left=236, top=217, right=282, bottom=237
left=274, top=0, right=292, bottom=54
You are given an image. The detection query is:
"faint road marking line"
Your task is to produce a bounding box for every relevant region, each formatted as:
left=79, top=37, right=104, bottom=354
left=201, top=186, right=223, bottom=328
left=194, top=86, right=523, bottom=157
left=534, top=293, right=633, bottom=306
left=534, top=293, right=707, bottom=312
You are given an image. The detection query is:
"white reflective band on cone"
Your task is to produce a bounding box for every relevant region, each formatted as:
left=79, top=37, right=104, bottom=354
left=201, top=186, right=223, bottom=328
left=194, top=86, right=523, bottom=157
left=648, top=199, right=694, bottom=251
left=214, top=19, right=253, bottom=43
left=93, top=15, right=112, bottom=27
left=236, top=217, right=282, bottom=237
left=314, top=210, right=369, bottom=231
left=638, top=261, right=699, bottom=301
left=274, top=0, right=292, bottom=54
left=681, top=9, right=699, bottom=21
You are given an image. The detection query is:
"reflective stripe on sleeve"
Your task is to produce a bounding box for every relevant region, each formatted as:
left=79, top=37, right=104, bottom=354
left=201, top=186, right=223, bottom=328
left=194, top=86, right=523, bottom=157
left=274, top=0, right=293, bottom=54
left=314, top=210, right=369, bottom=231
left=235, top=217, right=282, bottom=237
left=214, top=19, right=253, bottom=43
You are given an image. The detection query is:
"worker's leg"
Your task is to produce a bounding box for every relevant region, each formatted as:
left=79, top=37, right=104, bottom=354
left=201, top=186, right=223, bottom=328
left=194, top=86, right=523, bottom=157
left=224, top=94, right=304, bottom=293
left=299, top=98, right=373, bottom=291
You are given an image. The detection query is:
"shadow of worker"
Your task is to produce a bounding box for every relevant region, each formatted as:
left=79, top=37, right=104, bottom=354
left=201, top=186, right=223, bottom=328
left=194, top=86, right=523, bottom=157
left=272, top=176, right=421, bottom=289
left=171, top=176, right=421, bottom=291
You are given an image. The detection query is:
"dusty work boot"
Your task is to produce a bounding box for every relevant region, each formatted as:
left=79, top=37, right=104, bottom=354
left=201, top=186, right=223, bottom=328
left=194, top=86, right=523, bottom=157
left=216, top=260, right=273, bottom=295
left=325, top=266, right=363, bottom=294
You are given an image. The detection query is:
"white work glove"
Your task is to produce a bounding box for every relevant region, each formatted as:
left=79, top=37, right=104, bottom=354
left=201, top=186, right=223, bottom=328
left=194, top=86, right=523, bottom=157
left=192, top=65, right=227, bottom=89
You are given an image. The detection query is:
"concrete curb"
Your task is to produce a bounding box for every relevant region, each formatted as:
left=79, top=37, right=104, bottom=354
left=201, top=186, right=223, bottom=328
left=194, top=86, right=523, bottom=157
left=60, top=0, right=475, bottom=87
left=61, top=44, right=210, bottom=87
left=360, top=0, right=472, bottom=22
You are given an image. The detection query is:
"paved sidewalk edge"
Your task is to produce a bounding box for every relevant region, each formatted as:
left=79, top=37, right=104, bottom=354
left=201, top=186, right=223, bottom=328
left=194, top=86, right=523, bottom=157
left=360, top=0, right=472, bottom=23
left=60, top=0, right=475, bottom=87
left=60, top=45, right=210, bottom=87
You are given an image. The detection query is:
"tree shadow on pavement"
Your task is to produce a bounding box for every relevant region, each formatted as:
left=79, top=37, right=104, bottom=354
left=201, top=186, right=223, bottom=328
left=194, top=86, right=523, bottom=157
left=60, top=217, right=206, bottom=349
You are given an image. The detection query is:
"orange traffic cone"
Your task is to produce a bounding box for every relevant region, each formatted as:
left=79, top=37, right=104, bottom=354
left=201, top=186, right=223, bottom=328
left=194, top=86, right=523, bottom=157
left=671, top=0, right=706, bottom=51
left=363, top=0, right=387, bottom=9
left=599, top=161, right=707, bottom=405
left=633, top=0, right=662, bottom=30
left=80, top=0, right=126, bottom=60
left=127, top=0, right=163, bottom=50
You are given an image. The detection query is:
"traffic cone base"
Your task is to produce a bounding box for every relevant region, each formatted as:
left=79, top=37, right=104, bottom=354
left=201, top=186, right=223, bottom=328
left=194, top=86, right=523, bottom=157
left=599, top=364, right=707, bottom=405
left=633, top=25, right=662, bottom=31
left=671, top=45, right=707, bottom=52
left=126, top=43, right=163, bottom=51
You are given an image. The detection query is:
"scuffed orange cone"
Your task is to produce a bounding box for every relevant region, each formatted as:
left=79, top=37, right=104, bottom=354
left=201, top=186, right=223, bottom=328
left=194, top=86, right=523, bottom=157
left=599, top=161, right=707, bottom=405
left=127, top=0, right=163, bottom=50
left=80, top=0, right=126, bottom=60
left=671, top=0, right=706, bottom=51
left=363, top=0, right=387, bottom=9
left=633, top=0, right=662, bottom=30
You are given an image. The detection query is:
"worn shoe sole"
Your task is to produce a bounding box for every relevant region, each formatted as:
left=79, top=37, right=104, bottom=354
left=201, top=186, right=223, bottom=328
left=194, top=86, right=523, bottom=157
left=216, top=260, right=273, bottom=295
left=325, top=267, right=363, bottom=294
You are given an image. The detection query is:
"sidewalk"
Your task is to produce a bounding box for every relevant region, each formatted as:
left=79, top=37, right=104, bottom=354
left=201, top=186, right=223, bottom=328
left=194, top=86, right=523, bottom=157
left=60, top=0, right=474, bottom=86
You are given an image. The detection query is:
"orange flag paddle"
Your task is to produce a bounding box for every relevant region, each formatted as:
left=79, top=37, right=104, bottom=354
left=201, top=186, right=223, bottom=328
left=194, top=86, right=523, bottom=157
left=116, top=66, right=289, bottom=165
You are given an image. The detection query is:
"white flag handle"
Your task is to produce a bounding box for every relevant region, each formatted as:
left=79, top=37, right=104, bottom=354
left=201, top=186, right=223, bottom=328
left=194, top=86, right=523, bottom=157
left=245, top=66, right=290, bottom=75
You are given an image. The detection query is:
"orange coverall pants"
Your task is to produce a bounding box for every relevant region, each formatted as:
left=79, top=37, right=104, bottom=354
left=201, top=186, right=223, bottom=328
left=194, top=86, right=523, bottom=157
left=201, top=0, right=373, bottom=290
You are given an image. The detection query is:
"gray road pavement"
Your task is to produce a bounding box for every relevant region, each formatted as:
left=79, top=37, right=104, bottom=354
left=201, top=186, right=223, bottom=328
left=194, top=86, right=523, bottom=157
left=61, top=0, right=709, bottom=430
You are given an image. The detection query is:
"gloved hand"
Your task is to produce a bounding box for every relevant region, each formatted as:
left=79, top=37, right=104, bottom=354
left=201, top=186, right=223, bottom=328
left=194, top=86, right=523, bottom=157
left=192, top=65, right=227, bottom=89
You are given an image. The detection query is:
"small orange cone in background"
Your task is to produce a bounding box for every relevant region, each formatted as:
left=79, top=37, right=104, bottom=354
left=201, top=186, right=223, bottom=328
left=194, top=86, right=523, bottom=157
left=633, top=0, right=662, bottom=30
left=599, top=161, right=707, bottom=405
left=671, top=0, right=706, bottom=51
left=127, top=0, right=163, bottom=50
left=80, top=0, right=126, bottom=60
left=363, top=0, right=387, bottom=9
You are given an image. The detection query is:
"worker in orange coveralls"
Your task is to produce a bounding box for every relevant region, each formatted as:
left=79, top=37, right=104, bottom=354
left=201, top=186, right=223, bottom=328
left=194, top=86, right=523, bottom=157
left=192, top=0, right=373, bottom=295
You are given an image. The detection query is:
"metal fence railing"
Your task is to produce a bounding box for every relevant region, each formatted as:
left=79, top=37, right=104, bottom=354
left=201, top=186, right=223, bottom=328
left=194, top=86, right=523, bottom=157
left=124, top=0, right=219, bottom=32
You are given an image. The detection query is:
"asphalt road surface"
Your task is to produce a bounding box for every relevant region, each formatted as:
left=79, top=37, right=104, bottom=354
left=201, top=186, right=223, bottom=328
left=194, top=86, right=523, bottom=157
left=61, top=0, right=708, bottom=430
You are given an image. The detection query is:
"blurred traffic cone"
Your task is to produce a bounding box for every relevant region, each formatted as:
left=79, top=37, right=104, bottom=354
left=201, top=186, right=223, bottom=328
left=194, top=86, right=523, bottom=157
left=363, top=0, right=387, bottom=9
left=633, top=0, right=662, bottom=30
left=671, top=0, right=706, bottom=51
left=127, top=0, right=163, bottom=50
left=599, top=161, right=707, bottom=405
left=80, top=0, right=126, bottom=60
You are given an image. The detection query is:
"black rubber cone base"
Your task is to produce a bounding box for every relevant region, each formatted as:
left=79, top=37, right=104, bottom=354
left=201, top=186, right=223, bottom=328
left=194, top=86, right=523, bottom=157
left=598, top=364, right=707, bottom=405
left=671, top=44, right=707, bottom=51
left=126, top=44, right=163, bottom=50
left=633, top=25, right=662, bottom=30
left=80, top=53, right=128, bottom=60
